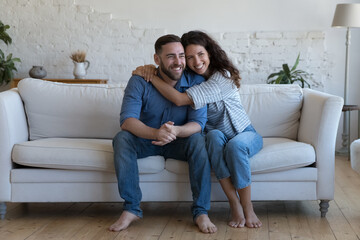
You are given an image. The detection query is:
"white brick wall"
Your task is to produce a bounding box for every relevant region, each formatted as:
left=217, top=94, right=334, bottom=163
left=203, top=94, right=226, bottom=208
left=0, top=1, right=329, bottom=90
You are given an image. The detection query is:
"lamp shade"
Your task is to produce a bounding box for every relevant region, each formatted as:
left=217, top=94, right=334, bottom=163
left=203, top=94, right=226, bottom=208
left=332, top=3, right=360, bottom=28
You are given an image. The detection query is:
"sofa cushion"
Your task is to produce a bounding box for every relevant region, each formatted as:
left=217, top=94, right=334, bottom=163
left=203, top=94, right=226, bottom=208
left=239, top=84, right=303, bottom=140
left=165, top=137, right=315, bottom=175
left=17, top=79, right=303, bottom=141
left=17, top=78, right=123, bottom=140
left=12, top=138, right=165, bottom=174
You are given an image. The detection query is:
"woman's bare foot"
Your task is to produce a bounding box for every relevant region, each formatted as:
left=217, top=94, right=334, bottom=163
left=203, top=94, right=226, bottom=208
left=228, top=200, right=246, bottom=228
left=195, top=214, right=217, bottom=234
left=243, top=203, right=262, bottom=228
left=109, top=211, right=140, bottom=232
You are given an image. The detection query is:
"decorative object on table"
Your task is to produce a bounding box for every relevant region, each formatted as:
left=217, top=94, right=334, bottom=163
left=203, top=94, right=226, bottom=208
left=70, top=50, right=90, bottom=79
left=29, top=66, right=47, bottom=79
left=267, top=53, right=311, bottom=88
left=0, top=20, right=21, bottom=86
left=332, top=3, right=360, bottom=155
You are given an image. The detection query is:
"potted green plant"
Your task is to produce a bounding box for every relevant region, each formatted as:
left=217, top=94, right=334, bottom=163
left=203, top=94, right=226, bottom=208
left=267, top=54, right=311, bottom=88
left=0, top=21, right=21, bottom=86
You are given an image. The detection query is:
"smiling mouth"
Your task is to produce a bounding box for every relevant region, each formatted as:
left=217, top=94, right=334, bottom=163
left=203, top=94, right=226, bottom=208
left=194, top=64, right=204, bottom=71
left=172, top=65, right=183, bottom=72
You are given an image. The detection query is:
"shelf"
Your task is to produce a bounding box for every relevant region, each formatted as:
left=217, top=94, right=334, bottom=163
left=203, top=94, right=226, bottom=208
left=11, top=78, right=108, bottom=88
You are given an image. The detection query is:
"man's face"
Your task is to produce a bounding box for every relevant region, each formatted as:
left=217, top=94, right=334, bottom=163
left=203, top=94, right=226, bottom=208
left=155, top=42, right=186, bottom=81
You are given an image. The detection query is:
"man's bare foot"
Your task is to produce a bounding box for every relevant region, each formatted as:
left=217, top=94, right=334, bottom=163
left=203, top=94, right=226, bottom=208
left=228, top=200, right=246, bottom=228
left=194, top=214, right=217, bottom=234
left=243, top=203, right=262, bottom=228
left=109, top=211, right=140, bottom=232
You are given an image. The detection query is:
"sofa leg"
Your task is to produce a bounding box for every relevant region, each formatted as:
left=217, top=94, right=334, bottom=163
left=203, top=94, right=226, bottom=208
left=319, top=200, right=329, bottom=217
left=0, top=202, right=6, bottom=220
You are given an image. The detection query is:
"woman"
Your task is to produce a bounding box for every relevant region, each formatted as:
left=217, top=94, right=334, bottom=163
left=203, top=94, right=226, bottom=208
left=133, top=31, right=263, bottom=228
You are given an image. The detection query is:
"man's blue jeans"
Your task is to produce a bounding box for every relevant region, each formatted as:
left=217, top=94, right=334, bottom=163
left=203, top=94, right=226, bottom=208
left=206, top=125, right=263, bottom=189
left=113, top=131, right=211, bottom=219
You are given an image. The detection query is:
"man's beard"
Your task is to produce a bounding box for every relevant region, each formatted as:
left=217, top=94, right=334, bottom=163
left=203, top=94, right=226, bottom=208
left=159, top=60, right=184, bottom=81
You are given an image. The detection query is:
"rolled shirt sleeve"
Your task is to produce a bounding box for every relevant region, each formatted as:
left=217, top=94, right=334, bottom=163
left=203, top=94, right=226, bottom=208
left=187, top=104, right=207, bottom=131
left=120, top=75, right=145, bottom=126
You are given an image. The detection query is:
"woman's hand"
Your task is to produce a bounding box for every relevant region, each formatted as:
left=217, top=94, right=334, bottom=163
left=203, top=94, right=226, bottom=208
left=132, top=64, right=157, bottom=82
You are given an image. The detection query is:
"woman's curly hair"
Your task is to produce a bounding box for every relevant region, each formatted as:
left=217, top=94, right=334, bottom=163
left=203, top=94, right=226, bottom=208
left=181, top=30, right=241, bottom=88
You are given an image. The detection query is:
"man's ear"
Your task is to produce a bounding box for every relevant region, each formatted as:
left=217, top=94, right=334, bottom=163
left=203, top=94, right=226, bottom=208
left=154, top=54, right=160, bottom=65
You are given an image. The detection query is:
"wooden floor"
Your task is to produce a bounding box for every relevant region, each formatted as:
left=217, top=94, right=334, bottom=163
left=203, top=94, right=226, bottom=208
left=1, top=156, right=360, bottom=240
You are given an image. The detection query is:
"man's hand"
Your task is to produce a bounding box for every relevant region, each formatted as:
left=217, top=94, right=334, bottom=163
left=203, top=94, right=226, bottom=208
left=152, top=121, right=178, bottom=146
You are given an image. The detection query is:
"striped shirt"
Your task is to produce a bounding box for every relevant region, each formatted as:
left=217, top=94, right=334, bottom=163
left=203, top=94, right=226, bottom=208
left=186, top=71, right=251, bottom=139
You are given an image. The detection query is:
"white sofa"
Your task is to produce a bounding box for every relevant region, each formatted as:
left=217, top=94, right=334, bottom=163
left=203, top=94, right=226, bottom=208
left=0, top=78, right=344, bottom=219
left=351, top=139, right=360, bottom=174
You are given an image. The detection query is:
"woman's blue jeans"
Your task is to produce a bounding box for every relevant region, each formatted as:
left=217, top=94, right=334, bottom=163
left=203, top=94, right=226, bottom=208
left=206, top=125, right=263, bottom=189
left=113, top=131, right=211, bottom=219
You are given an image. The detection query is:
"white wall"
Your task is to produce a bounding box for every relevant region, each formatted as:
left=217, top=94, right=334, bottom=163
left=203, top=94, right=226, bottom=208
left=77, top=0, right=360, bottom=148
left=1, top=0, right=359, bottom=147
left=76, top=0, right=336, bottom=32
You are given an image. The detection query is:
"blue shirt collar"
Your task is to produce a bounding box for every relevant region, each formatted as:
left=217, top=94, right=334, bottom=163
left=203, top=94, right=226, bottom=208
left=156, top=68, right=190, bottom=92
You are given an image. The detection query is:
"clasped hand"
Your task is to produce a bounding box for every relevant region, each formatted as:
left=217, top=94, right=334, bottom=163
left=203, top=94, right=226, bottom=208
left=152, top=121, right=177, bottom=146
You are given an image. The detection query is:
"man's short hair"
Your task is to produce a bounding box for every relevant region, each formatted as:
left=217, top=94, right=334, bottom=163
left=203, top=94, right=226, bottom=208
left=154, top=34, right=181, bottom=54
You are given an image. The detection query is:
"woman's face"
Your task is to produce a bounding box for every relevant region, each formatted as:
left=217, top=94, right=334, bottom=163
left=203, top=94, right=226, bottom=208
left=185, top=44, right=210, bottom=77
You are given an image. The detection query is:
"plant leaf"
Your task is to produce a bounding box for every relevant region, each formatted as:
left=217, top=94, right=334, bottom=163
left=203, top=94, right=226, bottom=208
left=275, top=75, right=283, bottom=84
left=283, top=64, right=291, bottom=77
left=267, top=71, right=282, bottom=80
left=0, top=49, right=4, bottom=60
left=291, top=53, right=300, bottom=71
left=6, top=53, right=12, bottom=61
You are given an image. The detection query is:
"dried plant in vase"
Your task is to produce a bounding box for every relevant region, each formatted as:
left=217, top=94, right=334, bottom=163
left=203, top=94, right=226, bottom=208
left=70, top=50, right=90, bottom=79
left=70, top=50, right=87, bottom=63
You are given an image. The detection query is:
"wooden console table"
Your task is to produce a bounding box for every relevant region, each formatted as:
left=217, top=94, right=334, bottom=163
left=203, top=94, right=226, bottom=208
left=343, top=104, right=360, bottom=139
left=11, top=78, right=108, bottom=88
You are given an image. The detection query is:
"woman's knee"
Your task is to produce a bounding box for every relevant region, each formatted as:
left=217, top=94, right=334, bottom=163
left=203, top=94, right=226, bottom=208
left=205, top=129, right=227, bottom=148
left=226, top=140, right=248, bottom=156
left=206, top=129, right=225, bottom=141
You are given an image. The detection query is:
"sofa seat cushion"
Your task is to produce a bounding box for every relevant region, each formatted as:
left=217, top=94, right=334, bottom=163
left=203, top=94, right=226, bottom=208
left=10, top=167, right=317, bottom=184
left=166, top=137, right=315, bottom=175
left=12, top=138, right=165, bottom=174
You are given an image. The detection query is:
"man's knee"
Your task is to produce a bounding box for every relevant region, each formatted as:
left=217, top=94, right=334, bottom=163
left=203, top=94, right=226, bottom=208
left=187, top=132, right=206, bottom=148
left=113, top=130, right=135, bottom=148
left=186, top=133, right=209, bottom=166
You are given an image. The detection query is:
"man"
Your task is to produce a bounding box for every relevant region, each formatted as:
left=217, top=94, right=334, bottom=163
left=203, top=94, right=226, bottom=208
left=110, top=34, right=217, bottom=234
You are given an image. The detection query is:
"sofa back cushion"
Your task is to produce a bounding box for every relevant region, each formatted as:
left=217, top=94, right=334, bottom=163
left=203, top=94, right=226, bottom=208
left=18, top=79, right=303, bottom=140
left=18, top=78, right=123, bottom=140
left=239, top=84, right=303, bottom=139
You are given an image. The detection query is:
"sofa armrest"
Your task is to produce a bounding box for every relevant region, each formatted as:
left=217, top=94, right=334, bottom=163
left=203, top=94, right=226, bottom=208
left=0, top=89, right=29, bottom=201
left=298, top=88, right=343, bottom=200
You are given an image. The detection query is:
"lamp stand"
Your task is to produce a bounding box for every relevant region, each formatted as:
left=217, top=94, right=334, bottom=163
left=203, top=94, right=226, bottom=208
left=337, top=27, right=351, bottom=155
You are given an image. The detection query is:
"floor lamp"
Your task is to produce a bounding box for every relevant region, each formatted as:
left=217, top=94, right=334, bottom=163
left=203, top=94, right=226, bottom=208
left=332, top=3, right=360, bottom=155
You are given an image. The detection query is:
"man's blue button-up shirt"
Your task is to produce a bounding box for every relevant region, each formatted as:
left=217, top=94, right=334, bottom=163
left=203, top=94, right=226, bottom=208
left=120, top=70, right=207, bottom=135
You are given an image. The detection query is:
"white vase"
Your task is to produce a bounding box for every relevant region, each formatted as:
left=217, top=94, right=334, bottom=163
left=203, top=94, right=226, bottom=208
left=73, top=60, right=90, bottom=79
